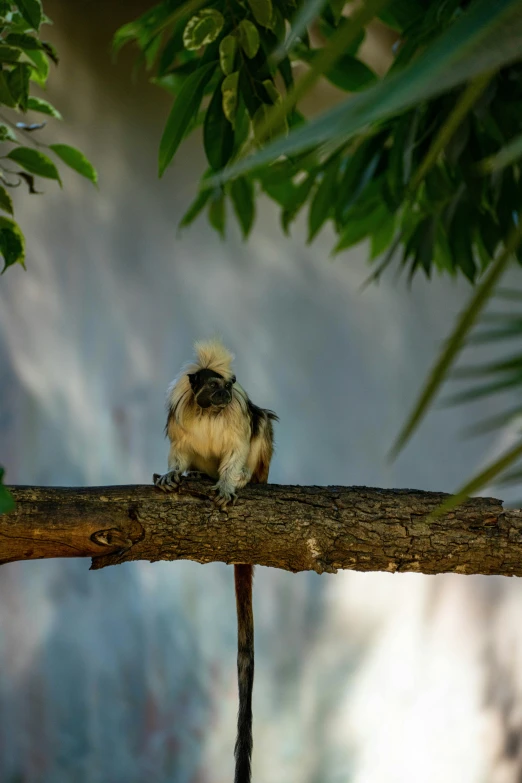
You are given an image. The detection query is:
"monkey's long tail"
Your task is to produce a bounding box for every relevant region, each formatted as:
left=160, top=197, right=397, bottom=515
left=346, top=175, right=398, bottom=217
left=234, top=563, right=254, bottom=783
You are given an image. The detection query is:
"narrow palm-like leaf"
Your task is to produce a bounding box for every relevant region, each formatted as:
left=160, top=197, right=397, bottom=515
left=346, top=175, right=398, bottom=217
left=462, top=406, right=522, bottom=437
left=410, top=71, right=492, bottom=192
left=206, top=0, right=522, bottom=187
left=494, top=466, right=522, bottom=487
left=429, top=440, right=522, bottom=518
left=271, top=0, right=328, bottom=64
left=480, top=132, right=522, bottom=173
left=494, top=288, right=522, bottom=302
left=389, top=218, right=522, bottom=460
left=451, top=353, right=522, bottom=378
left=443, top=372, right=522, bottom=405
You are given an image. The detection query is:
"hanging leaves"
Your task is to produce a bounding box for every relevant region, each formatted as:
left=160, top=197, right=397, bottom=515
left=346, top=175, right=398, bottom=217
left=183, top=9, right=225, bottom=50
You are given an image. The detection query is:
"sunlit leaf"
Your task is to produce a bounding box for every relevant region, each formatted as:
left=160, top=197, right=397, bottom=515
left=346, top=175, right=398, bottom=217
left=219, top=34, right=237, bottom=75
left=7, top=147, right=61, bottom=183
left=49, top=144, right=97, bottom=184
left=0, top=124, right=17, bottom=143
left=27, top=95, right=62, bottom=118
left=247, top=0, right=273, bottom=28
left=0, top=217, right=25, bottom=271
left=0, top=185, right=14, bottom=215
left=238, top=19, right=260, bottom=58
left=207, top=0, right=522, bottom=187
left=221, top=71, right=239, bottom=125
left=183, top=9, right=224, bottom=50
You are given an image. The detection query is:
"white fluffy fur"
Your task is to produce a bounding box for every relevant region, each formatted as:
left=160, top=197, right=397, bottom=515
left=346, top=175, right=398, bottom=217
left=157, top=338, right=274, bottom=500
left=167, top=338, right=238, bottom=421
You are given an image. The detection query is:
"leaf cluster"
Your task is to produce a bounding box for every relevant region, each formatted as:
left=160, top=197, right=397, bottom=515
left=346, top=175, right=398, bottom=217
left=115, top=0, right=522, bottom=282
left=0, top=0, right=97, bottom=272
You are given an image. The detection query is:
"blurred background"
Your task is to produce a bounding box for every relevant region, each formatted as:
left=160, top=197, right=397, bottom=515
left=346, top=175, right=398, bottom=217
left=1, top=1, right=522, bottom=781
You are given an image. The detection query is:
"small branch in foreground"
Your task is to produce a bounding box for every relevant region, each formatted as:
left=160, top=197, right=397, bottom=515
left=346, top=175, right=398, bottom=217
left=3, top=479, right=522, bottom=577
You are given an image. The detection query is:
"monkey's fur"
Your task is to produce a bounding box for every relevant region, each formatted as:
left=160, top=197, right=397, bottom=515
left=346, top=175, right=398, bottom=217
left=154, top=339, right=278, bottom=783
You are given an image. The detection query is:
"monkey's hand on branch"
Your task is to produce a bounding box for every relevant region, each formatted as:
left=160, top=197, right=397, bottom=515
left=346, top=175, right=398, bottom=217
left=212, top=482, right=238, bottom=508
left=153, top=471, right=182, bottom=492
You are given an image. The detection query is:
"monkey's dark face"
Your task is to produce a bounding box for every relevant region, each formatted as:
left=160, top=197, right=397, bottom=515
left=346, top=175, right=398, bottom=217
left=188, top=369, right=236, bottom=409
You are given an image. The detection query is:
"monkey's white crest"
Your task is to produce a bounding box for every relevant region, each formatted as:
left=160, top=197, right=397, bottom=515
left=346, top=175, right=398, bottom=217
left=192, top=338, right=235, bottom=378
left=167, top=338, right=239, bottom=423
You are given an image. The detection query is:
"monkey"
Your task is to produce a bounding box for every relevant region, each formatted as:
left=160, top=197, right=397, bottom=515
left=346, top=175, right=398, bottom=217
left=153, top=338, right=278, bottom=783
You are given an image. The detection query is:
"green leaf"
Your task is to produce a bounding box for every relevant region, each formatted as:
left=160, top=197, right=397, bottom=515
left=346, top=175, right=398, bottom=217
left=207, top=0, right=522, bottom=186
left=429, top=440, right=522, bottom=519
left=204, top=84, right=235, bottom=170
left=26, top=48, right=48, bottom=86
left=247, top=0, right=273, bottom=28
left=323, top=55, right=378, bottom=92
left=5, top=32, right=42, bottom=50
left=208, top=190, right=225, bottom=237
left=49, top=144, right=97, bottom=184
left=14, top=0, right=42, bottom=30
left=0, top=46, right=22, bottom=63
left=230, top=177, right=255, bottom=238
left=449, top=202, right=476, bottom=282
left=6, top=147, right=61, bottom=183
left=389, top=219, right=522, bottom=460
left=183, top=9, right=224, bottom=51
left=378, top=0, right=423, bottom=32
left=307, top=157, right=337, bottom=241
left=221, top=71, right=239, bottom=125
left=7, top=62, right=31, bottom=110
left=27, top=95, right=62, bottom=118
left=179, top=187, right=212, bottom=229
left=0, top=124, right=17, bottom=143
left=334, top=201, right=388, bottom=253
left=273, top=0, right=326, bottom=61
left=159, top=61, right=216, bottom=177
left=0, top=217, right=25, bottom=271
left=370, top=208, right=396, bottom=259
left=41, top=41, right=59, bottom=65
left=237, top=19, right=260, bottom=59
left=0, top=184, right=14, bottom=215
left=298, top=47, right=378, bottom=92
left=0, top=468, right=15, bottom=514
left=219, top=34, right=237, bottom=75
left=480, top=132, right=522, bottom=174
left=0, top=71, right=16, bottom=107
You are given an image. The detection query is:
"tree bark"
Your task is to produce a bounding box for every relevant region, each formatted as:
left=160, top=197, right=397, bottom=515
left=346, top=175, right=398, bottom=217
left=2, top=479, right=521, bottom=576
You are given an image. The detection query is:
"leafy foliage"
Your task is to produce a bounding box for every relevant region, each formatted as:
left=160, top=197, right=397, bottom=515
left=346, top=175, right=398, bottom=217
left=116, top=0, right=522, bottom=279
left=0, top=1, right=97, bottom=272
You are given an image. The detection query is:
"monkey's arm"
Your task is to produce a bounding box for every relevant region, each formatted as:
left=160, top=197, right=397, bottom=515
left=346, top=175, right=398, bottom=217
left=154, top=442, right=191, bottom=492
left=214, top=446, right=251, bottom=508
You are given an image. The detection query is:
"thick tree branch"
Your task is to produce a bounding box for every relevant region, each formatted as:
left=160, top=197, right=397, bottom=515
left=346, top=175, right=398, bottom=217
left=3, top=479, right=522, bottom=576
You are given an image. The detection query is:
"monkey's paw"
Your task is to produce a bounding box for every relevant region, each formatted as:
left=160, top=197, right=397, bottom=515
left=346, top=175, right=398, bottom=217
left=153, top=471, right=182, bottom=492
left=212, top=485, right=237, bottom=508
